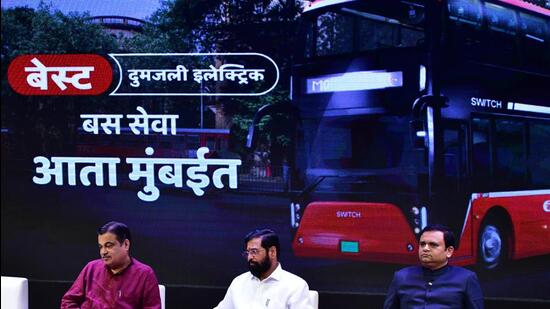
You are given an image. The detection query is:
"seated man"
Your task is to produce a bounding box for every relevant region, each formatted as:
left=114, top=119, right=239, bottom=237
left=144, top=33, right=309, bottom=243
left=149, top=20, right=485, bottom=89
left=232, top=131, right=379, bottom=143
left=384, top=224, right=484, bottom=309
left=61, top=221, right=161, bottom=308
left=214, top=229, right=313, bottom=309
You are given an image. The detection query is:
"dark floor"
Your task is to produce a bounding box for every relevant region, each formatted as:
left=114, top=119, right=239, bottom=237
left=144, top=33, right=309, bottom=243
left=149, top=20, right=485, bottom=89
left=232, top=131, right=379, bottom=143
left=30, top=280, right=550, bottom=309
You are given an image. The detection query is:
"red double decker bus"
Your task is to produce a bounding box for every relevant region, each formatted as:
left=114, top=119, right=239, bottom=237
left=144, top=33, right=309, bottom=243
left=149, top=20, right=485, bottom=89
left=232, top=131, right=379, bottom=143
left=250, top=0, right=549, bottom=269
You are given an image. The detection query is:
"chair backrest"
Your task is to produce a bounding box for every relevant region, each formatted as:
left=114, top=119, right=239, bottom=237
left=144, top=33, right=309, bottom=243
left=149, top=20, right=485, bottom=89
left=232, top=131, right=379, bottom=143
left=309, top=290, right=319, bottom=309
left=159, top=284, right=165, bottom=309
left=1, top=276, right=29, bottom=309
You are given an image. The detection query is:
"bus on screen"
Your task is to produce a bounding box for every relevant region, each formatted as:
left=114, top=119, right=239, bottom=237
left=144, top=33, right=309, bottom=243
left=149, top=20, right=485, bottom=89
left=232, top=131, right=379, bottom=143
left=249, top=0, right=550, bottom=269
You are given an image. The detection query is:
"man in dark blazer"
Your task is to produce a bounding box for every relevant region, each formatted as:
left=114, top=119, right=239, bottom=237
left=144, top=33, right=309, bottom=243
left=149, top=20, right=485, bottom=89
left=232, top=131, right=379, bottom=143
left=384, top=224, right=484, bottom=309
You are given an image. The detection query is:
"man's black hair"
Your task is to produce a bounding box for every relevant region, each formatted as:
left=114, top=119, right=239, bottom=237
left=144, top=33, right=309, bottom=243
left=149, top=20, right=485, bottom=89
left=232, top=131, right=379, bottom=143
left=98, top=221, right=131, bottom=245
left=244, top=228, right=280, bottom=259
left=420, top=224, right=456, bottom=249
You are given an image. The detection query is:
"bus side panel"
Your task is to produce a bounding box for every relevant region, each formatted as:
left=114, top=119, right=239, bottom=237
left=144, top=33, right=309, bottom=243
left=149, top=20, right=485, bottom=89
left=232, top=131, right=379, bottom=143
left=292, top=202, right=418, bottom=264
left=472, top=192, right=550, bottom=260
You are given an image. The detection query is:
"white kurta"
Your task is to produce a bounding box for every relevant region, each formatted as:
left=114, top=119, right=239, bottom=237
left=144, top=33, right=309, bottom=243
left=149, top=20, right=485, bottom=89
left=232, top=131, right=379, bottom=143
left=214, top=263, right=314, bottom=309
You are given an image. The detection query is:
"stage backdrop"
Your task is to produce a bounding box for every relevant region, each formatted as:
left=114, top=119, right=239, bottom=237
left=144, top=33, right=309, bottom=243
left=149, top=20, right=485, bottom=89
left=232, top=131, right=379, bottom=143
left=2, top=1, right=549, bottom=308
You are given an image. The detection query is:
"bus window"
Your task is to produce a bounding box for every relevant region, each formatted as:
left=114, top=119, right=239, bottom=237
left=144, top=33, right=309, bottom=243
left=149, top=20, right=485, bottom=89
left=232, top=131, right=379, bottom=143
left=358, top=18, right=396, bottom=50
left=471, top=118, right=491, bottom=183
left=356, top=18, right=425, bottom=50
left=316, top=12, right=354, bottom=56
left=356, top=10, right=424, bottom=51
left=303, top=115, right=424, bottom=193
left=304, top=1, right=425, bottom=58
left=400, top=26, right=425, bottom=48
left=518, top=12, right=550, bottom=68
left=519, top=12, right=548, bottom=42
left=308, top=121, right=352, bottom=169
left=494, top=119, right=527, bottom=187
left=447, top=0, right=483, bottom=27
left=446, top=0, right=483, bottom=58
left=529, top=123, right=550, bottom=186
left=484, top=2, right=518, bottom=35
left=307, top=116, right=410, bottom=170
left=443, top=126, right=467, bottom=178
left=482, top=2, right=519, bottom=63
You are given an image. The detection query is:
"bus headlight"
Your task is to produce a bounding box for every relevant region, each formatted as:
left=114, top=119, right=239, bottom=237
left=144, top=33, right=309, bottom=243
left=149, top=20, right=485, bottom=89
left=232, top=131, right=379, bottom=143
left=290, top=203, right=301, bottom=228
left=411, top=206, right=427, bottom=233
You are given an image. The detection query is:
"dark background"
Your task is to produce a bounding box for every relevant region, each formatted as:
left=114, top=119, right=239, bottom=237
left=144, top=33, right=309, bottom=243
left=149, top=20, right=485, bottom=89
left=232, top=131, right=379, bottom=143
left=2, top=1, right=550, bottom=308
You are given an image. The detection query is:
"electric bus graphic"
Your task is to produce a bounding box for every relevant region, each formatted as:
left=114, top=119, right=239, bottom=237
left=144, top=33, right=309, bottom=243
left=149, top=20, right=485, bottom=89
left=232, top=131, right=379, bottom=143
left=248, top=0, right=550, bottom=269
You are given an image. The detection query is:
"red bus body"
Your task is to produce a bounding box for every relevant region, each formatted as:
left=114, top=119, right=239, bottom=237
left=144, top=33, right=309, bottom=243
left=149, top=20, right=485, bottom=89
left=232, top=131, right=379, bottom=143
left=293, top=190, right=550, bottom=265
left=293, top=202, right=419, bottom=264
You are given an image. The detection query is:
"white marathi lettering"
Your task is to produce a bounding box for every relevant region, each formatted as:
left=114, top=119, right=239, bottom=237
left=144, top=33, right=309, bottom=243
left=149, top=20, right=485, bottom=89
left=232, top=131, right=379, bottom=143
left=127, top=106, right=178, bottom=135
left=80, top=114, right=123, bottom=135
left=126, top=147, right=241, bottom=201
left=185, top=147, right=211, bottom=196
left=127, top=106, right=151, bottom=135
left=166, top=65, right=189, bottom=81
left=33, top=156, right=119, bottom=186
left=25, top=58, right=94, bottom=91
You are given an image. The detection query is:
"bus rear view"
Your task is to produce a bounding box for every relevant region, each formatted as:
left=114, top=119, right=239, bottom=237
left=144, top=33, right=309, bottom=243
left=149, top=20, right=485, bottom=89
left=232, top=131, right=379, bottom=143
left=291, top=0, right=429, bottom=264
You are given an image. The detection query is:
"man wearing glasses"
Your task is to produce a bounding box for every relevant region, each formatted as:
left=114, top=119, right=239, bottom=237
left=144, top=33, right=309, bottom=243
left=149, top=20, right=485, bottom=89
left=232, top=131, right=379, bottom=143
left=61, top=221, right=161, bottom=308
left=214, top=228, right=314, bottom=309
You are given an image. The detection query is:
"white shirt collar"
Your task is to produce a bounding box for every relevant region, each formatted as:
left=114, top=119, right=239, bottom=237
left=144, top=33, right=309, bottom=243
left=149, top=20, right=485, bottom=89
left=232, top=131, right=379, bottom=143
left=249, top=262, right=283, bottom=282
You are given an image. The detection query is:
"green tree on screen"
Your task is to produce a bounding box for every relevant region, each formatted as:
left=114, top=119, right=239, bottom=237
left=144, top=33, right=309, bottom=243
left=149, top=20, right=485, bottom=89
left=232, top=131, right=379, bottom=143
left=1, top=5, right=119, bottom=157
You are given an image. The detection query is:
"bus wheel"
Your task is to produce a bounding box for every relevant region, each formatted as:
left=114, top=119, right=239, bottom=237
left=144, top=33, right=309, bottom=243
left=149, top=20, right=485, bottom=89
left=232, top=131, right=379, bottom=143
left=478, top=220, right=508, bottom=269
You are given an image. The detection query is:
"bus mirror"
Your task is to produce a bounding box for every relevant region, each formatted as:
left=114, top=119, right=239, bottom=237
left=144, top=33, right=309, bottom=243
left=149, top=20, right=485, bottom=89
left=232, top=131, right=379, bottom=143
left=410, top=120, right=426, bottom=148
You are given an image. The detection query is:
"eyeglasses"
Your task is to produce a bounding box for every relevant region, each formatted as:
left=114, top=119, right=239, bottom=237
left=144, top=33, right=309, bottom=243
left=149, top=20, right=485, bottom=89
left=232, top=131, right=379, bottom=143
left=242, top=248, right=264, bottom=258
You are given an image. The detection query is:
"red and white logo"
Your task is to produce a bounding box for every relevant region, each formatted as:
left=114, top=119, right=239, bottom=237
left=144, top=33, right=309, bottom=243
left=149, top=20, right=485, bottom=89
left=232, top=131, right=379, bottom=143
left=8, top=54, right=112, bottom=95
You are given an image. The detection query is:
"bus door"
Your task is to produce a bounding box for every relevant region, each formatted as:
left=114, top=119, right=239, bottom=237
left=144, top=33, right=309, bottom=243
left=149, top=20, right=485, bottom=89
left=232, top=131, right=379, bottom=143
left=433, top=121, right=472, bottom=254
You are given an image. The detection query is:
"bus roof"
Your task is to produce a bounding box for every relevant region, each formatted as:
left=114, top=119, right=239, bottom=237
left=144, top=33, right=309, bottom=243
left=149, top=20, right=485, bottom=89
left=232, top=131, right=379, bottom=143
left=497, top=0, right=550, bottom=16
left=303, top=0, right=550, bottom=17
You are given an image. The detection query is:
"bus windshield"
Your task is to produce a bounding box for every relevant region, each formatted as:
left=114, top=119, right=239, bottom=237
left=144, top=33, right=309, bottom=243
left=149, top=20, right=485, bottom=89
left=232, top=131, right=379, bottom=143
left=303, top=0, right=426, bottom=58
left=301, top=115, right=426, bottom=193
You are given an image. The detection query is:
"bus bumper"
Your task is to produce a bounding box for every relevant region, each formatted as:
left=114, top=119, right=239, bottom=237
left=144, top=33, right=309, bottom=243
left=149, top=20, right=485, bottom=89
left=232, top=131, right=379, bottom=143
left=292, top=201, right=419, bottom=264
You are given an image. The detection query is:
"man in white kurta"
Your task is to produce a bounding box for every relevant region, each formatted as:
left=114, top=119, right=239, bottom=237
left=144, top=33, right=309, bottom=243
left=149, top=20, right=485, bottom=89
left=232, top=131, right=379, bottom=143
left=214, top=229, right=314, bottom=309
